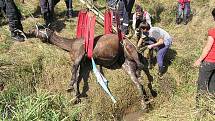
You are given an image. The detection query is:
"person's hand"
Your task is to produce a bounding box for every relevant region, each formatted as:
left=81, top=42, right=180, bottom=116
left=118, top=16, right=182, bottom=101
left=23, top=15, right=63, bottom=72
left=193, top=59, right=201, bottom=67
left=147, top=45, right=153, bottom=49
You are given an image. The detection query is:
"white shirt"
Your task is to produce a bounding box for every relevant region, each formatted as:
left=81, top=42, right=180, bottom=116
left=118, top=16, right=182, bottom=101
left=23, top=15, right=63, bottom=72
left=149, top=27, right=172, bottom=46
left=132, top=11, right=152, bottom=30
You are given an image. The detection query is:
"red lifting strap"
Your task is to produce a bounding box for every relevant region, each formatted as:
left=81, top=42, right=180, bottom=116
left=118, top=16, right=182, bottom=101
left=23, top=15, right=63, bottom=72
left=76, top=10, right=88, bottom=39
left=104, top=9, right=113, bottom=34
left=84, top=12, right=96, bottom=59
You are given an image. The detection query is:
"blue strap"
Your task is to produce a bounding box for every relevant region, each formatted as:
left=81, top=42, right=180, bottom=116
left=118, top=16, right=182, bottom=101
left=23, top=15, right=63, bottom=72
left=91, top=58, right=117, bottom=103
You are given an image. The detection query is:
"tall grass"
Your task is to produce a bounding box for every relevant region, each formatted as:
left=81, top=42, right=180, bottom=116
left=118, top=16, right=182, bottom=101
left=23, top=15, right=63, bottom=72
left=0, top=90, right=83, bottom=121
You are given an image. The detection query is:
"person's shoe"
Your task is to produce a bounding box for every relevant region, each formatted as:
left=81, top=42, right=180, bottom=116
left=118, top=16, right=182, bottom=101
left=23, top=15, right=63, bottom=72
left=158, top=66, right=165, bottom=77
left=11, top=32, right=25, bottom=42
left=66, top=9, right=73, bottom=18
left=176, top=18, right=181, bottom=24
left=43, top=12, right=52, bottom=28
left=183, top=19, right=189, bottom=25
left=183, top=16, right=189, bottom=25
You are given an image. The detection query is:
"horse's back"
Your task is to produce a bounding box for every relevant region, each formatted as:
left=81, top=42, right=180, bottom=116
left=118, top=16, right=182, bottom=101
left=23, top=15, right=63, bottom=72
left=93, top=34, right=123, bottom=64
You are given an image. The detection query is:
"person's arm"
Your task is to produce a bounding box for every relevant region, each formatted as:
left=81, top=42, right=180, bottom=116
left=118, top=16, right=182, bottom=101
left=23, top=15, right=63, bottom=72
left=148, top=38, right=164, bottom=49
left=137, top=38, right=144, bottom=48
left=193, top=36, right=214, bottom=67
left=132, top=13, right=136, bottom=30
left=145, top=12, right=152, bottom=27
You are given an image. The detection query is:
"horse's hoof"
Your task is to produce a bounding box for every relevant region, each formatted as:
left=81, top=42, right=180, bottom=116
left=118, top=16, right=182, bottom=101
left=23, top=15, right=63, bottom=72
left=141, top=100, right=147, bottom=110
left=74, top=98, right=81, bottom=104
left=67, top=87, right=74, bottom=92
left=80, top=93, right=88, bottom=98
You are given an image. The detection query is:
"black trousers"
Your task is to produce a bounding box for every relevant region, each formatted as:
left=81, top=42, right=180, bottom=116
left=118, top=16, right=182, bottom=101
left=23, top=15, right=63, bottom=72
left=40, top=0, right=60, bottom=14
left=197, top=61, right=215, bottom=93
left=0, top=0, right=23, bottom=32
left=118, top=0, right=134, bottom=34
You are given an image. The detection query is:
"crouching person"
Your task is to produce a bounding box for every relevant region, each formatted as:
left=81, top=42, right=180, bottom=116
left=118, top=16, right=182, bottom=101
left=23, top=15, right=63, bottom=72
left=139, top=23, right=173, bottom=76
left=132, top=4, right=152, bottom=37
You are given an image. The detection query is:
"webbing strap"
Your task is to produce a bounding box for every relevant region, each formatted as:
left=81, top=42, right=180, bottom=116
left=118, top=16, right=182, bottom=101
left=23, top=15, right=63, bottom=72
left=104, top=9, right=113, bottom=34
left=76, top=10, right=87, bottom=38
left=84, top=12, right=96, bottom=58
left=92, top=58, right=117, bottom=103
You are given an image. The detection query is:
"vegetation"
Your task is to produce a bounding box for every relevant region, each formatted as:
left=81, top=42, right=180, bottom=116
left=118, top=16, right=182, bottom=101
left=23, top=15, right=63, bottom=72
left=0, top=0, right=215, bottom=120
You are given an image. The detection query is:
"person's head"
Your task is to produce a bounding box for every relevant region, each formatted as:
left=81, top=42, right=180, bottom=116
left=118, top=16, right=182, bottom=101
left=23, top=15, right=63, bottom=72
left=212, top=8, right=215, bottom=20
left=135, top=4, right=143, bottom=18
left=138, top=22, right=151, bottom=33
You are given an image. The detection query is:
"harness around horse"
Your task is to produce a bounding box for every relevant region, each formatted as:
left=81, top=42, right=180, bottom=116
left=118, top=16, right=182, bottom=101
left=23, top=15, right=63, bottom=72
left=76, top=9, right=118, bottom=103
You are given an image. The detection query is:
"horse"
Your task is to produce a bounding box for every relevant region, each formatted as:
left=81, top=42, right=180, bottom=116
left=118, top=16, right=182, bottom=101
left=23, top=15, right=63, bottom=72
left=27, top=28, right=154, bottom=109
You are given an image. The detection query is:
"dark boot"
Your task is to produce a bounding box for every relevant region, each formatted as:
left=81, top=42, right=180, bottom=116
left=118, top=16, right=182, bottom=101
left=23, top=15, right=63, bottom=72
left=65, top=0, right=73, bottom=18
left=11, top=31, right=25, bottom=42
left=43, top=12, right=51, bottom=27
left=176, top=18, right=181, bottom=24
left=66, top=9, right=73, bottom=18
left=183, top=16, right=189, bottom=25
left=158, top=66, right=165, bottom=76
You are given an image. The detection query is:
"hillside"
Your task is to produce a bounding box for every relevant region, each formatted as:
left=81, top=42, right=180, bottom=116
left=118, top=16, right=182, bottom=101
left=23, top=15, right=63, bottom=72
left=0, top=0, right=215, bottom=120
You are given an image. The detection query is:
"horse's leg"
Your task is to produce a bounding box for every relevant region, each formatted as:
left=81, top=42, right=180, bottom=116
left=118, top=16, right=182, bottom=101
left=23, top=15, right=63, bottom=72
left=68, top=53, right=85, bottom=102
left=148, top=49, right=153, bottom=69
left=123, top=41, right=145, bottom=70
left=78, top=60, right=91, bottom=98
left=99, top=65, right=104, bottom=76
left=122, top=59, right=147, bottom=109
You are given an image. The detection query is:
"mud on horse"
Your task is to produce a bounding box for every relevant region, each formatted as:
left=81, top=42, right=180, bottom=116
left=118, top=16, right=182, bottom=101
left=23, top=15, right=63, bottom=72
left=27, top=25, right=154, bottom=109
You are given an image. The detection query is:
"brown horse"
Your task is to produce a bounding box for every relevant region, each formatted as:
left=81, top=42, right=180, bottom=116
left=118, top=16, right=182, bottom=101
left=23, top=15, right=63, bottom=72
left=27, top=28, right=153, bottom=109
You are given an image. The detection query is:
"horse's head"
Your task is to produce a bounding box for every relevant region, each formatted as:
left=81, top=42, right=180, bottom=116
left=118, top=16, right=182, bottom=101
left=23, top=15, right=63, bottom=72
left=27, top=26, right=54, bottom=42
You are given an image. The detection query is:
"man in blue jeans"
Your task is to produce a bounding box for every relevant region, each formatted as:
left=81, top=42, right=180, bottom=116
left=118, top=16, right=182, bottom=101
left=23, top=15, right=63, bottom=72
left=0, top=0, right=25, bottom=42
left=139, top=22, right=172, bottom=76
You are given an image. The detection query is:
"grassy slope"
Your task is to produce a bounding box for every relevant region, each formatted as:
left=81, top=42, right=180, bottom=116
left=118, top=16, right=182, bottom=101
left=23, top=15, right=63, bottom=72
left=0, top=0, right=215, bottom=120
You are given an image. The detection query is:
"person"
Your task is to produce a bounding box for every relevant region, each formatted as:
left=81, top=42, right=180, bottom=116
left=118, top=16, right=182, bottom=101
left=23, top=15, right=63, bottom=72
left=118, top=0, right=135, bottom=36
left=65, top=0, right=73, bottom=18
left=40, top=0, right=73, bottom=26
left=0, top=0, right=25, bottom=42
left=140, top=23, right=172, bottom=76
left=193, top=8, right=215, bottom=95
left=176, top=0, right=191, bottom=25
left=40, top=0, right=61, bottom=27
left=132, top=4, right=152, bottom=36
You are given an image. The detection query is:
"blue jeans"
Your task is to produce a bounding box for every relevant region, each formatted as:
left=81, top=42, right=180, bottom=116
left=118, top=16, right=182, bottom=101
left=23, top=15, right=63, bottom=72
left=157, top=44, right=169, bottom=68
left=177, top=1, right=190, bottom=19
